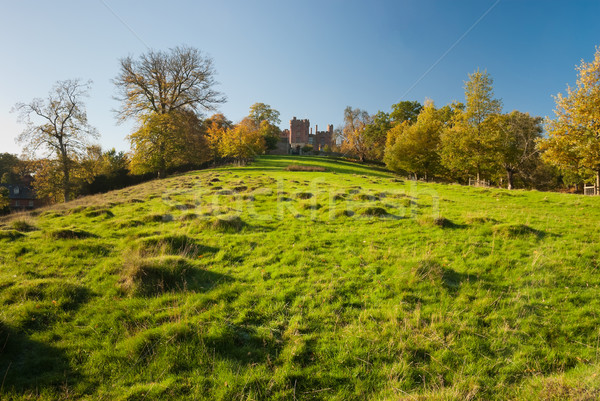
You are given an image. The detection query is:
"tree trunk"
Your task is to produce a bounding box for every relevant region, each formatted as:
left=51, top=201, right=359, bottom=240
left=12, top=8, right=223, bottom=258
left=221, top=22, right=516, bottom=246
left=506, top=169, right=514, bottom=190
left=63, top=165, right=70, bottom=202
left=59, top=144, right=70, bottom=202
left=596, top=170, right=600, bottom=195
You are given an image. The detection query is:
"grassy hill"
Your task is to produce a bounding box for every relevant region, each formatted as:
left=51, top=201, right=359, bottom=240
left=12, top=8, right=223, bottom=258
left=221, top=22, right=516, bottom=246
left=1, top=155, right=600, bottom=400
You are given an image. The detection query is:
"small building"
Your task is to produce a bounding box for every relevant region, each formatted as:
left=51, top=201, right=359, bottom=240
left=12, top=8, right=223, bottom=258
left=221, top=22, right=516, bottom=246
left=0, top=183, right=41, bottom=211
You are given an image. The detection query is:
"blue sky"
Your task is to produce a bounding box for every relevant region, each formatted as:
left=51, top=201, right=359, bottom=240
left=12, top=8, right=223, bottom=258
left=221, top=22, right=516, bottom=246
left=1, top=0, right=599, bottom=155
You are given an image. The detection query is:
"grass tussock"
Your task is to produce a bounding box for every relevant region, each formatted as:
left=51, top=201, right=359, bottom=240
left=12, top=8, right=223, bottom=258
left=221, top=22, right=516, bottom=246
left=84, top=208, right=114, bottom=218
left=142, top=213, right=173, bottom=223
left=354, top=193, right=379, bottom=201
left=286, top=165, right=327, bottom=172
left=0, top=229, right=25, bottom=241
left=47, top=228, right=95, bottom=239
left=295, top=192, right=314, bottom=200
left=134, top=234, right=212, bottom=257
left=333, top=209, right=355, bottom=218
left=358, top=206, right=388, bottom=217
left=210, top=215, right=246, bottom=232
left=120, top=255, right=194, bottom=296
left=419, top=216, right=457, bottom=228
left=10, top=220, right=37, bottom=232
left=493, top=223, right=544, bottom=238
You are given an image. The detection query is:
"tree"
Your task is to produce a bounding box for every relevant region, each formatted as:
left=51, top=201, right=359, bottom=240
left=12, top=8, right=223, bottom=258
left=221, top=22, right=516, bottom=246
left=247, top=103, right=281, bottom=151
left=341, top=106, right=372, bottom=162
left=440, top=70, right=502, bottom=182
left=540, top=47, right=600, bottom=193
left=219, top=118, right=266, bottom=164
left=13, top=79, right=98, bottom=202
left=205, top=113, right=233, bottom=162
left=248, top=103, right=281, bottom=127
left=128, top=110, right=207, bottom=176
left=114, top=46, right=225, bottom=177
left=0, top=153, right=21, bottom=184
left=114, top=46, right=225, bottom=119
left=363, top=111, right=392, bottom=161
left=390, top=100, right=423, bottom=124
left=0, top=187, right=9, bottom=215
left=384, top=100, right=444, bottom=180
left=487, top=111, right=544, bottom=189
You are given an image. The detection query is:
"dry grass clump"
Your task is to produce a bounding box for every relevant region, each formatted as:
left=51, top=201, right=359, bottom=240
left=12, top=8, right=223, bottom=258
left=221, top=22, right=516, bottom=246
left=10, top=219, right=38, bottom=232
left=285, top=165, right=326, bottom=172
left=412, top=259, right=444, bottom=282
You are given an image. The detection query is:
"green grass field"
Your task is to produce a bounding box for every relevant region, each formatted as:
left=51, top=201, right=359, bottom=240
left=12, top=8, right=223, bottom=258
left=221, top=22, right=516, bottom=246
left=1, top=155, right=600, bottom=400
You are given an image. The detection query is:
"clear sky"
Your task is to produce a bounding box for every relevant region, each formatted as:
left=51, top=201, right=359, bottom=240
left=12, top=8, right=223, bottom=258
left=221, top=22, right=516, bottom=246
left=1, top=0, right=599, bottom=156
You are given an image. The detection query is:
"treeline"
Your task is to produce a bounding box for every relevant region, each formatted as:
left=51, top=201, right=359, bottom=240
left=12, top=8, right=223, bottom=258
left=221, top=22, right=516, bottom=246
left=6, top=46, right=284, bottom=206
left=5, top=45, right=600, bottom=208
left=337, top=47, right=600, bottom=192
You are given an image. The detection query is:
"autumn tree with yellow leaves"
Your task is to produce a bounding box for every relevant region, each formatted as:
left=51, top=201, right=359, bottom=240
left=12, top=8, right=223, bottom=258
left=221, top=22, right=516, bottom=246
left=540, top=47, right=600, bottom=193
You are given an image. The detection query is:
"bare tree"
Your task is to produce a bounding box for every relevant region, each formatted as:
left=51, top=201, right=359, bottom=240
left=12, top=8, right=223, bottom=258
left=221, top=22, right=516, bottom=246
left=113, top=45, right=226, bottom=120
left=13, top=79, right=98, bottom=202
left=114, top=46, right=225, bottom=177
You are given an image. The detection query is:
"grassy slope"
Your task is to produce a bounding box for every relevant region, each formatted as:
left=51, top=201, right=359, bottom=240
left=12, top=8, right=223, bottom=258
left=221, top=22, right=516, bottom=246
left=1, top=155, right=599, bottom=400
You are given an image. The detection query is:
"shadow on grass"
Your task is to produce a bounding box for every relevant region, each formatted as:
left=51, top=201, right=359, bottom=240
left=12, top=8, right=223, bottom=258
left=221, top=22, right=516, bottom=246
left=0, top=321, right=77, bottom=395
left=204, top=323, right=283, bottom=365
left=134, top=265, right=232, bottom=297
left=442, top=268, right=479, bottom=292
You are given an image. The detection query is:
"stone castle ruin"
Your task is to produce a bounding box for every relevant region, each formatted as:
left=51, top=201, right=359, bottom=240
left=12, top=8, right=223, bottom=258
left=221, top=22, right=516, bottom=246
left=278, top=117, right=334, bottom=153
